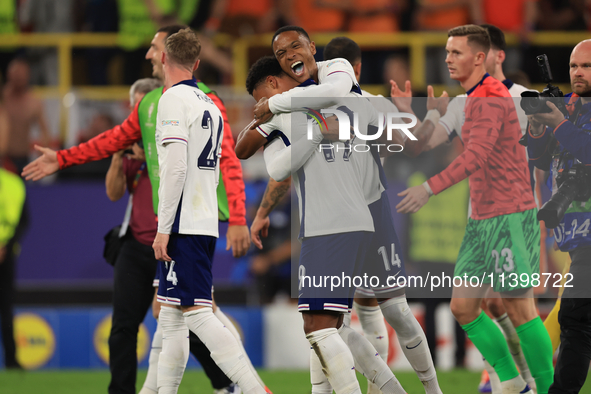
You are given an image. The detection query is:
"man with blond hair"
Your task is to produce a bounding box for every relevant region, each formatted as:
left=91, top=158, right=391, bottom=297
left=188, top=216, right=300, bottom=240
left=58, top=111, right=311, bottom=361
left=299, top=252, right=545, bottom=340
left=152, top=29, right=265, bottom=394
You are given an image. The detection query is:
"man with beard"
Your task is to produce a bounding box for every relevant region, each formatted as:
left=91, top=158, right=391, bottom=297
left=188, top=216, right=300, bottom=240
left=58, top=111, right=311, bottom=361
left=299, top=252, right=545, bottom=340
left=528, top=39, right=591, bottom=394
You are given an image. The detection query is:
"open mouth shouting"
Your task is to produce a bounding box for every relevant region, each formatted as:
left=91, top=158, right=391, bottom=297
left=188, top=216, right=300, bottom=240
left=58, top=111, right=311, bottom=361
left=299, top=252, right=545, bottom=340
left=291, top=61, right=305, bottom=77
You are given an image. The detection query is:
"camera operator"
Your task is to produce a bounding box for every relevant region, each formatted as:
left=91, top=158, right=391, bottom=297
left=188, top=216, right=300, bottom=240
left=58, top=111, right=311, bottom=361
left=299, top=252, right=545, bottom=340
left=527, top=39, right=591, bottom=394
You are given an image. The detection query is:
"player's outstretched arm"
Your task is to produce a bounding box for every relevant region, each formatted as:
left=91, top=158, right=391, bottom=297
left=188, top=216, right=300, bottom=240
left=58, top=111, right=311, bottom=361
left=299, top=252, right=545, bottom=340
left=22, top=145, right=59, bottom=181
left=251, top=177, right=291, bottom=250
left=23, top=103, right=143, bottom=181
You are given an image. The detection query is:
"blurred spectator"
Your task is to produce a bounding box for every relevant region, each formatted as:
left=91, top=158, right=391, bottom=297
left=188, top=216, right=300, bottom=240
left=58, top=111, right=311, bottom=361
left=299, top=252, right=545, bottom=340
left=505, top=69, right=531, bottom=88
left=141, top=1, right=234, bottom=83
left=347, top=0, right=405, bottom=33
left=477, top=0, right=537, bottom=39
left=383, top=54, right=410, bottom=94
left=0, top=168, right=25, bottom=370
left=280, top=0, right=346, bottom=33
left=0, top=0, right=19, bottom=83
left=19, top=0, right=77, bottom=85
left=537, top=0, right=586, bottom=30
left=116, top=0, right=162, bottom=84
left=82, top=0, right=119, bottom=85
left=415, top=0, right=473, bottom=31
left=77, top=113, right=115, bottom=144
left=476, top=0, right=537, bottom=72
left=2, top=58, right=50, bottom=174
left=207, top=0, right=277, bottom=36
left=416, top=0, right=477, bottom=86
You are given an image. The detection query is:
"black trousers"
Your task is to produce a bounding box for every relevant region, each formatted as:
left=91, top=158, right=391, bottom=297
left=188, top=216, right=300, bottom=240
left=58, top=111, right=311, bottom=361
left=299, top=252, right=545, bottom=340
left=108, top=235, right=231, bottom=394
left=0, top=237, right=19, bottom=368
left=548, top=247, right=591, bottom=394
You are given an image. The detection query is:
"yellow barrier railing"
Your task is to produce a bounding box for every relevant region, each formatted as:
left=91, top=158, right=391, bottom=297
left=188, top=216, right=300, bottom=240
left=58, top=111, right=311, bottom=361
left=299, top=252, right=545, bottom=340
left=0, top=31, right=588, bottom=140
left=230, top=31, right=591, bottom=92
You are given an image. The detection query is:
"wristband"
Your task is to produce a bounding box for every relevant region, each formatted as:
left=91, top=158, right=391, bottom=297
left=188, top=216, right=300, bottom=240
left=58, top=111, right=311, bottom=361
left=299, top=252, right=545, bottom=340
left=424, top=109, right=441, bottom=126
left=422, top=181, right=434, bottom=196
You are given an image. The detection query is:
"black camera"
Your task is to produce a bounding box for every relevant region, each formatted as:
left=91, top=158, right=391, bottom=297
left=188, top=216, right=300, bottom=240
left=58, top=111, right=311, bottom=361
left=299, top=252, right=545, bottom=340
left=521, top=55, right=566, bottom=115
left=538, top=158, right=591, bottom=228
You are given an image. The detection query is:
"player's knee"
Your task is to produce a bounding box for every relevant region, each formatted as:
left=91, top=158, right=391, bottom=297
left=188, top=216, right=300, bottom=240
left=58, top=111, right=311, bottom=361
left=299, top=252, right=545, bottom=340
left=450, top=298, right=479, bottom=325
left=302, top=312, right=340, bottom=334
left=485, top=297, right=505, bottom=318
left=502, top=298, right=537, bottom=327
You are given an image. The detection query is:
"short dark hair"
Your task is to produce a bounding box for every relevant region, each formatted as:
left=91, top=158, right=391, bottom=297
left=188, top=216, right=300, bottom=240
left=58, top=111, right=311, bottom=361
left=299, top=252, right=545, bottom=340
left=246, top=56, right=285, bottom=95
left=480, top=24, right=506, bottom=51
left=272, top=25, right=310, bottom=46
left=448, top=24, right=490, bottom=55
left=157, top=25, right=189, bottom=38
left=324, top=37, right=361, bottom=65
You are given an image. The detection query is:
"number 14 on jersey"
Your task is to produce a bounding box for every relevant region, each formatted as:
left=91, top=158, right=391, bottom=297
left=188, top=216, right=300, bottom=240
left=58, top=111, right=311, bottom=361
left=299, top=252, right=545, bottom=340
left=378, top=243, right=401, bottom=271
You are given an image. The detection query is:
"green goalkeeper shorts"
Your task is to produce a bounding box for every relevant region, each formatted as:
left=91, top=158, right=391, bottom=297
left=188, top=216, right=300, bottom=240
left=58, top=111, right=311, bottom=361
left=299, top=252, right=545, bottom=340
left=454, top=208, right=540, bottom=293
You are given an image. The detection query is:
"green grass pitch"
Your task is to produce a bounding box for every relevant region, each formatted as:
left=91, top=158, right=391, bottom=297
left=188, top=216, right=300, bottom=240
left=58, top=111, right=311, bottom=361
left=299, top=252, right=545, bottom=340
left=1, top=369, right=591, bottom=393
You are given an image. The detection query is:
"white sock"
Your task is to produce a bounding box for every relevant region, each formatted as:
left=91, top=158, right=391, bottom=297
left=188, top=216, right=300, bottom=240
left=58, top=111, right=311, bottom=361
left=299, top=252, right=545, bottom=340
left=307, top=328, right=361, bottom=394
left=354, top=304, right=389, bottom=394
left=215, top=307, right=266, bottom=389
left=338, top=324, right=405, bottom=394
left=344, top=311, right=352, bottom=327
left=501, top=375, right=528, bottom=394
left=496, top=314, right=535, bottom=389
left=484, top=358, right=503, bottom=394
left=379, top=296, right=442, bottom=394
left=184, top=308, right=264, bottom=394
left=355, top=303, right=389, bottom=362
left=310, top=347, right=333, bottom=394
left=157, top=307, right=190, bottom=394
left=139, top=319, right=162, bottom=394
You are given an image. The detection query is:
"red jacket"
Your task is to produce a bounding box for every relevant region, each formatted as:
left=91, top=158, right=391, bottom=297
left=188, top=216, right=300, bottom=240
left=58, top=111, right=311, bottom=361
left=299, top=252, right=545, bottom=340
left=57, top=92, right=247, bottom=226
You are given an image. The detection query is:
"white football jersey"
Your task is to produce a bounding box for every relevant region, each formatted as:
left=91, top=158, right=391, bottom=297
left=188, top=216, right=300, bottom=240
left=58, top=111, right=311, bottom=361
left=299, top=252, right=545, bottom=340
left=268, top=58, right=361, bottom=114
left=156, top=82, right=223, bottom=237
left=258, top=109, right=374, bottom=238
left=439, top=81, right=529, bottom=141
left=317, top=58, right=359, bottom=89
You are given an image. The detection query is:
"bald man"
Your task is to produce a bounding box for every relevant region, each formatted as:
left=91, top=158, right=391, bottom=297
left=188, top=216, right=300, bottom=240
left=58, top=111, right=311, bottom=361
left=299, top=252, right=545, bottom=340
left=527, top=39, right=591, bottom=393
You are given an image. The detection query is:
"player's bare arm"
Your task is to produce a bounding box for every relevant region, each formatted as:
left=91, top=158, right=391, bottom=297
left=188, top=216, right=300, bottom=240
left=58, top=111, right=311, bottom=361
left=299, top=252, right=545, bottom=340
left=105, top=150, right=127, bottom=202
left=235, top=126, right=268, bottom=159
left=251, top=177, right=291, bottom=249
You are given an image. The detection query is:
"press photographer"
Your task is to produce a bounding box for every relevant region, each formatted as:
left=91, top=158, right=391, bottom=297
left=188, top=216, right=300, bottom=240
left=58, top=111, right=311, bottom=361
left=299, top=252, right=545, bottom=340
left=527, top=39, right=591, bottom=393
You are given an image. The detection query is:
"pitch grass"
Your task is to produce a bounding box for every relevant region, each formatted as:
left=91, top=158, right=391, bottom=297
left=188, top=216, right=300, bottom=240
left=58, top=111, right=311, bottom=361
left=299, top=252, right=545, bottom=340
left=1, top=369, right=591, bottom=394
